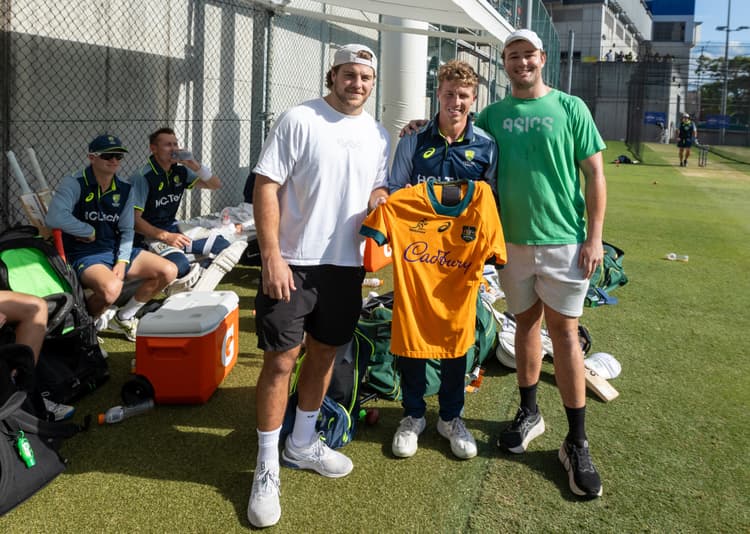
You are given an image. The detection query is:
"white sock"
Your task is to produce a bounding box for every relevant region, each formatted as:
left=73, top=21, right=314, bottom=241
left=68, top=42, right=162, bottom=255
left=291, top=407, right=320, bottom=448
left=117, top=297, right=145, bottom=321
left=257, top=427, right=281, bottom=469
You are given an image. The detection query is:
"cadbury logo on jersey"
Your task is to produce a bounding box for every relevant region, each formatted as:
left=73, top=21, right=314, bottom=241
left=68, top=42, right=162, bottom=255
left=404, top=241, right=472, bottom=274
left=461, top=226, right=476, bottom=242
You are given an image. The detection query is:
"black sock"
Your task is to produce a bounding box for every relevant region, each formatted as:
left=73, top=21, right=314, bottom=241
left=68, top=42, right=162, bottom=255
left=565, top=405, right=587, bottom=445
left=519, top=383, right=538, bottom=414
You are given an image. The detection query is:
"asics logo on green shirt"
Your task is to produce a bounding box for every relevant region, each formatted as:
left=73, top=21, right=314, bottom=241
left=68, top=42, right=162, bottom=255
left=502, top=116, right=554, bottom=133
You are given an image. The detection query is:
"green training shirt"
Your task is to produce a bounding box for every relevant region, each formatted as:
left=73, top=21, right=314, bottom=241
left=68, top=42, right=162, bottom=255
left=475, top=89, right=605, bottom=245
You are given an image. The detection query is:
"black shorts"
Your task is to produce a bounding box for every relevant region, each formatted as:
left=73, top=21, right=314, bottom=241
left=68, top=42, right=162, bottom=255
left=255, top=264, right=365, bottom=351
left=677, top=139, right=693, bottom=148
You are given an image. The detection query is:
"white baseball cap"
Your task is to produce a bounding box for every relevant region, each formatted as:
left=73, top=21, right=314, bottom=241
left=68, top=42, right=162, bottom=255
left=333, top=44, right=377, bottom=72
left=504, top=29, right=544, bottom=51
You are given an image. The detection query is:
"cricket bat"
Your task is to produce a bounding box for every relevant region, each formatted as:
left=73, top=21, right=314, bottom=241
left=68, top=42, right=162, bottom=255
left=25, top=147, right=53, bottom=210
left=584, top=367, right=619, bottom=402
left=6, top=150, right=51, bottom=238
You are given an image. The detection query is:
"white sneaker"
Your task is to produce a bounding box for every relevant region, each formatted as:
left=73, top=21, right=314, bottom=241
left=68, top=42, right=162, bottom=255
left=43, top=398, right=75, bottom=421
left=280, top=434, right=353, bottom=478
left=392, top=416, right=426, bottom=458
left=109, top=313, right=138, bottom=342
left=247, top=462, right=281, bottom=528
left=437, top=417, right=477, bottom=459
left=94, top=307, right=117, bottom=331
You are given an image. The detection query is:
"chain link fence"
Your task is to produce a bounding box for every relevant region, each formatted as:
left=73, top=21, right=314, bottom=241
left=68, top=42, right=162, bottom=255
left=1, top=1, right=553, bottom=232
left=1, top=0, right=268, bottom=230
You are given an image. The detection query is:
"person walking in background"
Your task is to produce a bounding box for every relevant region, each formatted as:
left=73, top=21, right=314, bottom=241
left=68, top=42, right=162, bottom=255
left=677, top=113, right=698, bottom=167
left=473, top=29, right=607, bottom=499
left=45, top=135, right=177, bottom=342
left=247, top=44, right=389, bottom=528
left=387, top=59, right=498, bottom=460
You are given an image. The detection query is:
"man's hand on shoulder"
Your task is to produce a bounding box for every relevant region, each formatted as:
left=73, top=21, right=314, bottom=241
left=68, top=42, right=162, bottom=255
left=399, top=119, right=428, bottom=137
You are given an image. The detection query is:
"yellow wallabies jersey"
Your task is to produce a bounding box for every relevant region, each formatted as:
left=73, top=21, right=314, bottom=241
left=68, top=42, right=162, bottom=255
left=361, top=180, right=506, bottom=358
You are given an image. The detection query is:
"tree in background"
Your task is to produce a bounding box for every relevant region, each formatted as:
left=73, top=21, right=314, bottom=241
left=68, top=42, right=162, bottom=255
left=696, top=55, right=750, bottom=126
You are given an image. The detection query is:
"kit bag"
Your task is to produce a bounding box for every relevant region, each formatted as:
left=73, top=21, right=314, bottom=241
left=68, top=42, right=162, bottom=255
left=0, top=226, right=108, bottom=403
left=0, top=344, right=82, bottom=516
left=358, top=292, right=497, bottom=400
left=281, top=328, right=374, bottom=449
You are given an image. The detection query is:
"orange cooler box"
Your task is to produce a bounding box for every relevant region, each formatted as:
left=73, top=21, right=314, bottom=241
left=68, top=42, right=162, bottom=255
left=135, top=291, right=239, bottom=403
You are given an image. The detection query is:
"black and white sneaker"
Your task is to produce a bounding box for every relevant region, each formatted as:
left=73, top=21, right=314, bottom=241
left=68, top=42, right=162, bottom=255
left=497, top=407, right=545, bottom=453
left=559, top=439, right=603, bottom=498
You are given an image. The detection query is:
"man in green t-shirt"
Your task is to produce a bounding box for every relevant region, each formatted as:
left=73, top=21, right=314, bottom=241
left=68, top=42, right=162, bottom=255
left=474, top=29, right=607, bottom=499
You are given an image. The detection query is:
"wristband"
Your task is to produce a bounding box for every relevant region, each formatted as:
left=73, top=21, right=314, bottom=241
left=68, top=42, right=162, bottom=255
left=198, top=164, right=212, bottom=181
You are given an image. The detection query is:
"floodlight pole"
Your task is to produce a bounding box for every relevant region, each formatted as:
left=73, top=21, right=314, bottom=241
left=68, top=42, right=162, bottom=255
left=717, top=0, right=749, bottom=145
left=719, top=0, right=731, bottom=145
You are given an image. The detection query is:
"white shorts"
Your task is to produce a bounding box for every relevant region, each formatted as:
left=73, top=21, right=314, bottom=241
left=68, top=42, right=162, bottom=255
left=498, top=243, right=589, bottom=318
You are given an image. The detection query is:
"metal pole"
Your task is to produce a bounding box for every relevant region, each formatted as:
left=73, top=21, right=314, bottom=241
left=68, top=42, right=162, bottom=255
left=720, top=0, right=731, bottom=145
left=567, top=30, right=575, bottom=94
left=526, top=0, right=533, bottom=29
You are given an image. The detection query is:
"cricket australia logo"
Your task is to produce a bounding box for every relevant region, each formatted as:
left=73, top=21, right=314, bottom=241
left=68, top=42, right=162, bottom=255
left=410, top=218, right=428, bottom=233
left=465, top=149, right=475, bottom=161
left=461, top=225, right=476, bottom=242
left=111, top=194, right=121, bottom=207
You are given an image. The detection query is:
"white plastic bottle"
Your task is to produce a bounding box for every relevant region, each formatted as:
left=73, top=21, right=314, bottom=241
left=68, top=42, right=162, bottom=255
left=98, top=399, right=155, bottom=425
left=362, top=278, right=383, bottom=288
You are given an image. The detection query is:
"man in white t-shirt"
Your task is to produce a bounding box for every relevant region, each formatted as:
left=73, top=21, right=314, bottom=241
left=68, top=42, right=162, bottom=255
left=247, top=44, right=389, bottom=528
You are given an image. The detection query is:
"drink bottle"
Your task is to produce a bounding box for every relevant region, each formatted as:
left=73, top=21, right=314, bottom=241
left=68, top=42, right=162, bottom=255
left=98, top=399, right=155, bottom=425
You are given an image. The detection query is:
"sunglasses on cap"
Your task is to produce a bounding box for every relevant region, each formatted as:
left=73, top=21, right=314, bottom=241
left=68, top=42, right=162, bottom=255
left=91, top=152, right=125, bottom=161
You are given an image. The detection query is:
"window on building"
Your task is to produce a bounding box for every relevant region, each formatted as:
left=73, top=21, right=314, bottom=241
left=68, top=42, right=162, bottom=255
left=653, top=22, right=685, bottom=42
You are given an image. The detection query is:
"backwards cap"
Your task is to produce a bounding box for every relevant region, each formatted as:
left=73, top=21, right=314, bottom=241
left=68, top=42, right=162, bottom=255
left=332, top=44, right=377, bottom=72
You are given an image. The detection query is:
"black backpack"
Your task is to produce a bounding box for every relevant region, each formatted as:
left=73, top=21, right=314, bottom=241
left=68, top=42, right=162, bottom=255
left=0, top=343, right=84, bottom=516
left=0, top=226, right=109, bottom=403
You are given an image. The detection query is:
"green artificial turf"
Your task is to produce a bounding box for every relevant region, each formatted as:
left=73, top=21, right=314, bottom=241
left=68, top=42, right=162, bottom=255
left=1, top=143, right=748, bottom=532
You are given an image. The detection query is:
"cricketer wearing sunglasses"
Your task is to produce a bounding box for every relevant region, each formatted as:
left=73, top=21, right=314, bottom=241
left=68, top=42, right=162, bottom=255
left=46, top=134, right=177, bottom=342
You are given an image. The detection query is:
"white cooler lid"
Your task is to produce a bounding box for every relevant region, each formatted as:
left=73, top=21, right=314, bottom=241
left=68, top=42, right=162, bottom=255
left=137, top=291, right=239, bottom=337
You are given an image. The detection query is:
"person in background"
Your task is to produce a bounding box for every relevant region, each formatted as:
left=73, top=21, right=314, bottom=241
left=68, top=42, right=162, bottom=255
left=46, top=134, right=177, bottom=342
left=247, top=44, right=389, bottom=528
left=676, top=113, right=698, bottom=167
left=388, top=59, right=498, bottom=461
left=131, top=127, right=247, bottom=295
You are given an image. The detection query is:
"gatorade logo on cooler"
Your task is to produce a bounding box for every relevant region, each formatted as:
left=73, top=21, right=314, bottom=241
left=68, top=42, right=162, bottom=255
left=221, top=323, right=235, bottom=367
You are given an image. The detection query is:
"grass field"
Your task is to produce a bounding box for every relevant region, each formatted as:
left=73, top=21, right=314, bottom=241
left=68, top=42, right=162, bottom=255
left=1, top=142, right=748, bottom=532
